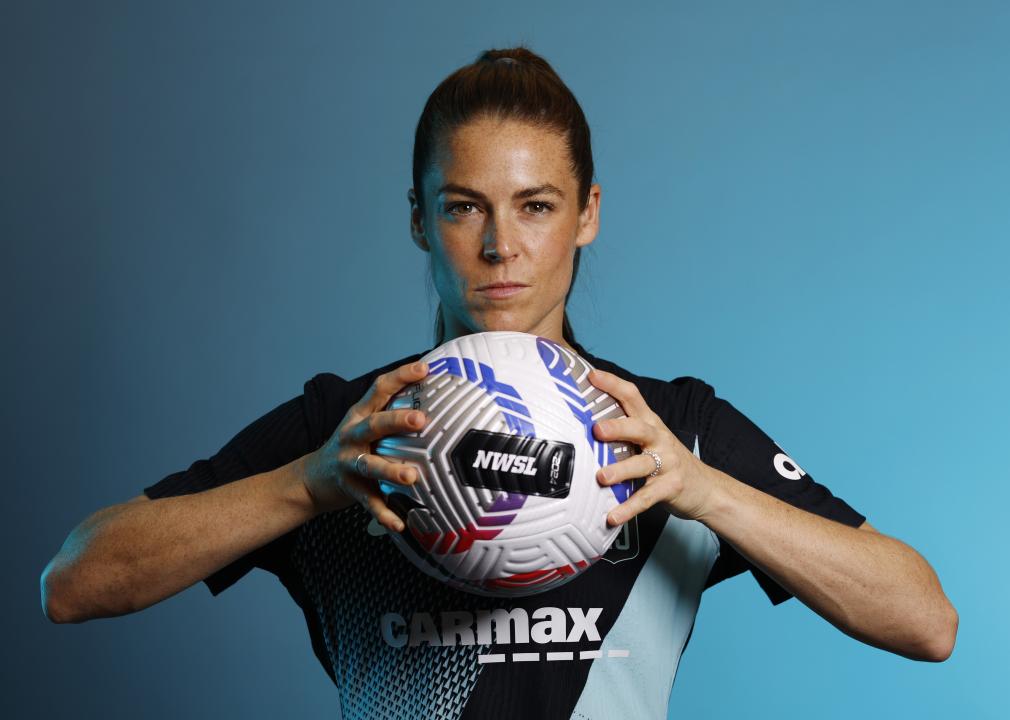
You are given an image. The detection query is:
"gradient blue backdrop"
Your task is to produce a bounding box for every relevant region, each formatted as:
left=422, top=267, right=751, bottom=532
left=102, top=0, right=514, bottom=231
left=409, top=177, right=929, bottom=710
left=7, top=1, right=1007, bottom=717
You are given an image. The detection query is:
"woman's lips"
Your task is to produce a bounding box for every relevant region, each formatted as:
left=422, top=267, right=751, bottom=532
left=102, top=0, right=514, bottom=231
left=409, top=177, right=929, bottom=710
left=476, top=283, right=528, bottom=299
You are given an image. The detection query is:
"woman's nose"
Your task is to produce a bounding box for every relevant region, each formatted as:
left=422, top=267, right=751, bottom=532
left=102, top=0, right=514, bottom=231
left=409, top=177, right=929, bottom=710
left=482, top=224, right=517, bottom=262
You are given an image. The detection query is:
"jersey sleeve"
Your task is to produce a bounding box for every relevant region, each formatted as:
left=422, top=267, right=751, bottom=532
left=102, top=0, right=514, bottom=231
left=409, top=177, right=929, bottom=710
left=142, top=372, right=345, bottom=596
left=683, top=377, right=867, bottom=605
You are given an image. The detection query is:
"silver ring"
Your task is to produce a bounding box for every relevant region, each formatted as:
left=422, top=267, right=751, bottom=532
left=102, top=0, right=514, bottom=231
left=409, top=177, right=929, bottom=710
left=642, top=448, right=662, bottom=478
left=354, top=452, right=368, bottom=476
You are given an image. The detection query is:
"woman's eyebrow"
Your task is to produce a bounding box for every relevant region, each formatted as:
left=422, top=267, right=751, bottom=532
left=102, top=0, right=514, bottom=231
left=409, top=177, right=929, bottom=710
left=437, top=183, right=565, bottom=200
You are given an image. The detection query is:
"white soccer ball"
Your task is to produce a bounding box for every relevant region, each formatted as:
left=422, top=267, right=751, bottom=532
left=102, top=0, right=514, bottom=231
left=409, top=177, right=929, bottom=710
left=375, top=331, right=638, bottom=597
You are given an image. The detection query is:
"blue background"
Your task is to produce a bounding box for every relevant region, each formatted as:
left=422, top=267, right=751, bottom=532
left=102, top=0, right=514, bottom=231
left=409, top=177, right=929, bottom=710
left=7, top=1, right=1007, bottom=717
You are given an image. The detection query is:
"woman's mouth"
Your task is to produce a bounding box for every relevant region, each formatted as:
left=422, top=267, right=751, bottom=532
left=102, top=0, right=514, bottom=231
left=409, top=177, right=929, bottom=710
left=475, top=282, right=528, bottom=299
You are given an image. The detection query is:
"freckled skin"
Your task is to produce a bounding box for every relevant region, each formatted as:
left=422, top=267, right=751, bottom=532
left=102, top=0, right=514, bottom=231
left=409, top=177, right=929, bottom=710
left=408, top=116, right=601, bottom=351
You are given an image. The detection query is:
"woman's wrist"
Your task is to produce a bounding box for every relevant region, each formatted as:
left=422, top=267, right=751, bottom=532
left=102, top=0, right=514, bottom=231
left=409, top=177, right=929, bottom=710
left=298, top=449, right=353, bottom=516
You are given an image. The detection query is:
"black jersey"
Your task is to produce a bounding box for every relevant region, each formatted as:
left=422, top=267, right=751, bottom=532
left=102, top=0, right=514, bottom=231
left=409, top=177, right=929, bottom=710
left=144, top=342, right=864, bottom=719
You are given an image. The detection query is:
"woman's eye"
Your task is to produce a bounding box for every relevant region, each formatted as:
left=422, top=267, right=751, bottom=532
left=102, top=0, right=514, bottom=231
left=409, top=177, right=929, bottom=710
left=446, top=201, right=552, bottom=215
left=447, top=202, right=477, bottom=216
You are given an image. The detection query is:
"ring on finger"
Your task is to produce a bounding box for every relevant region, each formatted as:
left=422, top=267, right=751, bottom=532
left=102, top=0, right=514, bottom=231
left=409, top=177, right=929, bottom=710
left=354, top=452, right=368, bottom=476
left=642, top=448, right=662, bottom=477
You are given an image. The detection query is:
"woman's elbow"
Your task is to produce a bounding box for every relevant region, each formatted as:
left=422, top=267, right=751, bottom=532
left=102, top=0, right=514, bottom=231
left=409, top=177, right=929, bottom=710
left=40, top=560, right=80, bottom=624
left=919, top=601, right=959, bottom=662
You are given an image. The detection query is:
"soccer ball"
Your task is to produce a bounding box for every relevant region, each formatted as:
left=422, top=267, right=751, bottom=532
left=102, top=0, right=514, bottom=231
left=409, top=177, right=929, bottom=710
left=375, top=331, right=638, bottom=597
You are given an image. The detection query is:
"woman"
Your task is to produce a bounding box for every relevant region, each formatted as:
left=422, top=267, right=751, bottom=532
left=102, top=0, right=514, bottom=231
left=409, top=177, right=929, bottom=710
left=42, top=47, right=957, bottom=719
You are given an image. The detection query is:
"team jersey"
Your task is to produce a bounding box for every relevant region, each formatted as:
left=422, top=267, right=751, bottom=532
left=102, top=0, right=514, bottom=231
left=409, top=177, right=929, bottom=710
left=143, top=341, right=865, bottom=719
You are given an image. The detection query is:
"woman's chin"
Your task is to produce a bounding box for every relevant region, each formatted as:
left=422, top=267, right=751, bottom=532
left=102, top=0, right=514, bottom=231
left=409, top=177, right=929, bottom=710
left=473, top=317, right=540, bottom=336
left=465, top=314, right=528, bottom=335
left=444, top=310, right=554, bottom=341
left=468, top=324, right=526, bottom=337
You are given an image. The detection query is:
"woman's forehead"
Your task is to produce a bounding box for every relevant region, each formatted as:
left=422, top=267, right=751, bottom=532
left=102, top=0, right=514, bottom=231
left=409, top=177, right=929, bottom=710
left=428, top=118, right=574, bottom=194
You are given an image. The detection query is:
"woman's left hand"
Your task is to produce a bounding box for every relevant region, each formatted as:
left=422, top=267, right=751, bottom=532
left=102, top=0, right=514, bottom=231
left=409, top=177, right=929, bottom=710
left=588, top=368, right=723, bottom=526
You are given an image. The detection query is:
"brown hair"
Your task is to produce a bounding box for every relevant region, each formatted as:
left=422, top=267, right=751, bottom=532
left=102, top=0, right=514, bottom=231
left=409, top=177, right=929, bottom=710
left=412, top=46, right=594, bottom=346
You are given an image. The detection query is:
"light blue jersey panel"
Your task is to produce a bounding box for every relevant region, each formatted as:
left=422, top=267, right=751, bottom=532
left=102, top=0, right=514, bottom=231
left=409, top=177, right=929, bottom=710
left=571, top=437, right=720, bottom=720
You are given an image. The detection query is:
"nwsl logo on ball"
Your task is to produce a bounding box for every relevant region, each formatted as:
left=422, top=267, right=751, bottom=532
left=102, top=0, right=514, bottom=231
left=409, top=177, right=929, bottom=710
left=451, top=429, right=575, bottom=499
left=471, top=449, right=539, bottom=476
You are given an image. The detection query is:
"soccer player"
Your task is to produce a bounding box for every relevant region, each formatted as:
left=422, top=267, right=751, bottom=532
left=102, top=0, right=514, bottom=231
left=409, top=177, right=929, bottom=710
left=41, top=47, right=957, bottom=719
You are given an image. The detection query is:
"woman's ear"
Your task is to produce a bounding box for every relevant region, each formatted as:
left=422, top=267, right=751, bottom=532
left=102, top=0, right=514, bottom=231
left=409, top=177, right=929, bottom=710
left=575, top=183, right=601, bottom=249
left=408, top=188, right=430, bottom=252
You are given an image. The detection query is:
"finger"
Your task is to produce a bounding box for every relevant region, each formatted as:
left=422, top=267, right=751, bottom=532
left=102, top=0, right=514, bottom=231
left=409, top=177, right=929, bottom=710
left=344, top=475, right=405, bottom=532
left=588, top=368, right=654, bottom=418
left=357, top=361, right=429, bottom=415
left=593, top=415, right=656, bottom=445
left=597, top=453, right=657, bottom=486
left=365, top=491, right=405, bottom=533
left=607, top=481, right=661, bottom=526
left=346, top=407, right=427, bottom=444
left=345, top=449, right=421, bottom=487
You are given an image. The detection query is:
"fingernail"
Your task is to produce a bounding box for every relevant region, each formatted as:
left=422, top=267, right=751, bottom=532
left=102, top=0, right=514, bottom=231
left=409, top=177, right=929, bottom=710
left=394, top=520, right=405, bottom=532
left=597, top=469, right=609, bottom=484
left=413, top=362, right=427, bottom=374
left=408, top=411, right=422, bottom=426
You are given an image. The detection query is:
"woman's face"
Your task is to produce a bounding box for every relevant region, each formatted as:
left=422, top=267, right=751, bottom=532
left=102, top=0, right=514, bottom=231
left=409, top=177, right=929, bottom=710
left=408, top=116, right=600, bottom=348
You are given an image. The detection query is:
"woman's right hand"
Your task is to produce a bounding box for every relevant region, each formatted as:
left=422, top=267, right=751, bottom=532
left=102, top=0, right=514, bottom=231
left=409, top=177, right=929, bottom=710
left=302, top=360, right=429, bottom=531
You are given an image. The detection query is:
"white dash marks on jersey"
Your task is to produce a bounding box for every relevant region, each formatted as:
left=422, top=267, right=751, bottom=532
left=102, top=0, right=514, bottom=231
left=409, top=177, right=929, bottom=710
left=477, top=649, right=631, bottom=663
left=512, top=653, right=539, bottom=662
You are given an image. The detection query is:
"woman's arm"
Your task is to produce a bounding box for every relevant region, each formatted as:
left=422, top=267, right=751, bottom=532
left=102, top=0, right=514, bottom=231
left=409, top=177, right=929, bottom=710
left=41, top=360, right=428, bottom=623
left=40, top=454, right=328, bottom=623
left=587, top=368, right=958, bottom=661
left=697, top=467, right=957, bottom=661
